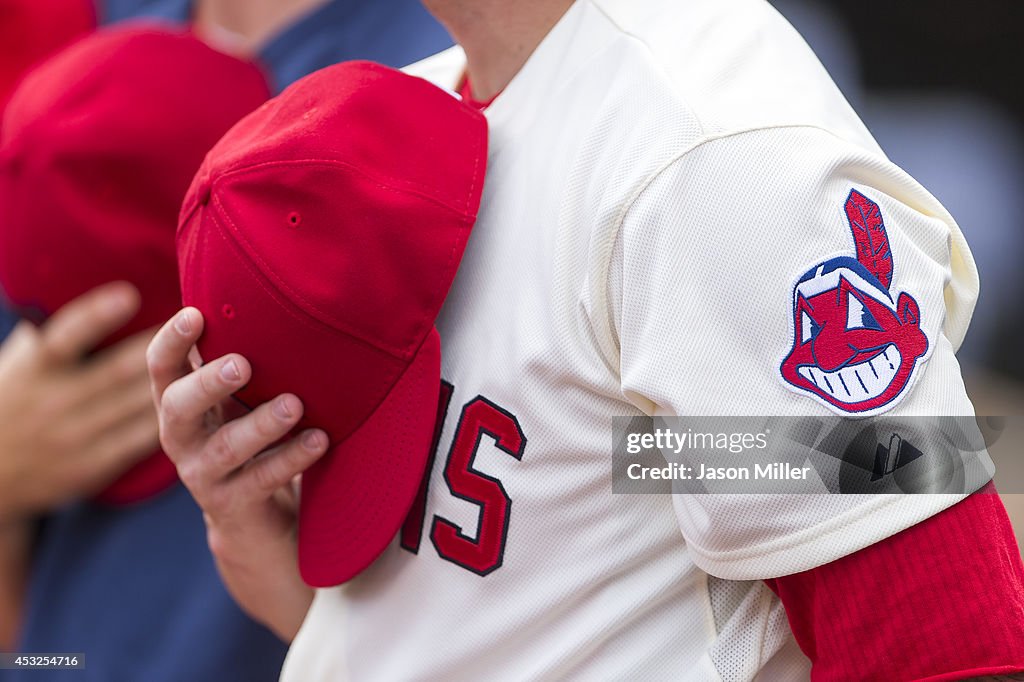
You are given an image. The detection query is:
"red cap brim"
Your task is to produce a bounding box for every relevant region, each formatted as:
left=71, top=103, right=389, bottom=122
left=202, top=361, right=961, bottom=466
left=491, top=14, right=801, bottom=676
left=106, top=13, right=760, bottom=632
left=297, top=329, right=441, bottom=587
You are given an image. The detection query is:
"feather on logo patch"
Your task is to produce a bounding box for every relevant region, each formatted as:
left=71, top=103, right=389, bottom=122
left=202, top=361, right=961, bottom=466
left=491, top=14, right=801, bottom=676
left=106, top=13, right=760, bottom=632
left=779, top=190, right=928, bottom=416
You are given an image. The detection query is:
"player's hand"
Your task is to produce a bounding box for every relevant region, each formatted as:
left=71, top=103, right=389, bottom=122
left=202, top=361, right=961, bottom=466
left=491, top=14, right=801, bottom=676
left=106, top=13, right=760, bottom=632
left=147, top=307, right=329, bottom=642
left=0, top=282, right=159, bottom=521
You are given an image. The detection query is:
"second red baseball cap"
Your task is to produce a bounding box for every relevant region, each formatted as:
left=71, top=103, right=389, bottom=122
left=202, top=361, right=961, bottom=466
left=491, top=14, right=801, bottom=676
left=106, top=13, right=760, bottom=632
left=177, top=61, right=488, bottom=586
left=0, top=25, right=271, bottom=504
left=0, top=0, right=95, bottom=111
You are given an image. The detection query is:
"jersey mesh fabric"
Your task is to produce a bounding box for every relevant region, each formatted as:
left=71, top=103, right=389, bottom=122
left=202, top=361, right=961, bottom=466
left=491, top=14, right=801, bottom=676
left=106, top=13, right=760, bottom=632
left=706, top=577, right=803, bottom=681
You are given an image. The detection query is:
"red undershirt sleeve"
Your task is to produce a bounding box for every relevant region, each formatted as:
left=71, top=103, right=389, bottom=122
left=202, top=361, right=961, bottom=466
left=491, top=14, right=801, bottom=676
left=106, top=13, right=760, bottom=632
left=765, top=483, right=1024, bottom=681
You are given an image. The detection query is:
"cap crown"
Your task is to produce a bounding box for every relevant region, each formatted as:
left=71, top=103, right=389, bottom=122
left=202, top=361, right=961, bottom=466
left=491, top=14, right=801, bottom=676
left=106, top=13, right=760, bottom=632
left=178, top=61, right=488, bottom=442
left=0, top=26, right=271, bottom=343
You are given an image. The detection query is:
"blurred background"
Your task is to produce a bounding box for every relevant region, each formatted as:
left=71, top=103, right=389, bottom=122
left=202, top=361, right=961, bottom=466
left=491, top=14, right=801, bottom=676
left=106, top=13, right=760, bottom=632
left=770, top=0, right=1024, bottom=546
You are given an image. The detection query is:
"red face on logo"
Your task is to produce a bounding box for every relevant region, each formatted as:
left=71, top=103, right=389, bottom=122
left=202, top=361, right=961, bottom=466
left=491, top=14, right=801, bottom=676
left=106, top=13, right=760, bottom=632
left=779, top=191, right=930, bottom=415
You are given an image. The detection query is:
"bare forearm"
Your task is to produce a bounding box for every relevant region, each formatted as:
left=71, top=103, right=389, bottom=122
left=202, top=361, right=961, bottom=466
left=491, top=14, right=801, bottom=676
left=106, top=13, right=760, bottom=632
left=206, top=517, right=313, bottom=643
left=212, top=551, right=312, bottom=642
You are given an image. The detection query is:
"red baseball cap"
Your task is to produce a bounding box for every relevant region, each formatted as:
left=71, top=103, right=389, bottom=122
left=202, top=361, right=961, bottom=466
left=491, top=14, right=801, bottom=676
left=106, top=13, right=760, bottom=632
left=0, top=26, right=271, bottom=504
left=0, top=0, right=96, bottom=111
left=177, top=60, right=488, bottom=586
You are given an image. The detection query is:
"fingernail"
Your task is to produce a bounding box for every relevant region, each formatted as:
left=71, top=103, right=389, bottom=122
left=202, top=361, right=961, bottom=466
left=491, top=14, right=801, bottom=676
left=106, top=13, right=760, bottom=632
left=273, top=396, right=296, bottom=420
left=302, top=430, right=326, bottom=451
left=174, top=310, right=192, bottom=335
left=220, top=359, right=240, bottom=382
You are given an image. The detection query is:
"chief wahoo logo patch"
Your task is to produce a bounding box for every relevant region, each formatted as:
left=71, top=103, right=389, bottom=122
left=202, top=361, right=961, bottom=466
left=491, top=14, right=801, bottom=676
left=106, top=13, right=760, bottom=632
left=780, top=190, right=929, bottom=416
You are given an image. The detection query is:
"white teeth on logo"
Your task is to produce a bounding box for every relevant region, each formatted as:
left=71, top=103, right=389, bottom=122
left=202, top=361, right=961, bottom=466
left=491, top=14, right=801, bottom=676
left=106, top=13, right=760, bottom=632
left=798, top=344, right=902, bottom=404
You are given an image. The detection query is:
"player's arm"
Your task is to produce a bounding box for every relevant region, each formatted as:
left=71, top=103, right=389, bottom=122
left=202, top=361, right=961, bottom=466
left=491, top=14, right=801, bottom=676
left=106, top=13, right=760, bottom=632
left=606, top=126, right=1024, bottom=679
left=147, top=307, right=329, bottom=642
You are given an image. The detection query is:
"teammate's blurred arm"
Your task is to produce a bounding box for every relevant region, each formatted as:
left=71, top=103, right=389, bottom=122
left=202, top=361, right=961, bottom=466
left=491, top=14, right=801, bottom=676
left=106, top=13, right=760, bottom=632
left=0, top=282, right=159, bottom=520
left=0, top=282, right=160, bottom=647
left=0, top=519, right=31, bottom=649
left=147, top=307, right=329, bottom=642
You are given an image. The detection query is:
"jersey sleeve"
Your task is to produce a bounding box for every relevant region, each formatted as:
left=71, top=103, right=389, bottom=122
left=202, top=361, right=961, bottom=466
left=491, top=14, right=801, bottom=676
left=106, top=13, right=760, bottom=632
left=609, top=124, right=988, bottom=579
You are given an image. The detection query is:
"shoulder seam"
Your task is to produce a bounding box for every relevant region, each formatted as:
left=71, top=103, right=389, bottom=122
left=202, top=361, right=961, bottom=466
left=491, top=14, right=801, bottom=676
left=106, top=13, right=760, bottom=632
left=586, top=0, right=708, bottom=141
left=609, top=122, right=854, bottom=263
left=599, top=122, right=856, bottom=356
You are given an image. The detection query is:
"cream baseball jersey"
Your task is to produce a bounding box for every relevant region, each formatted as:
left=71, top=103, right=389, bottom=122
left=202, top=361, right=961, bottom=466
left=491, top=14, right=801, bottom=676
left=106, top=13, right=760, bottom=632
left=282, top=0, right=984, bottom=679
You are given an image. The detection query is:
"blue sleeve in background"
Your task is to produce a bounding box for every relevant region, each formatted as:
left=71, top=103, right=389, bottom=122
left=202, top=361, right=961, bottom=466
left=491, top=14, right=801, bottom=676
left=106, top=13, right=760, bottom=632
left=96, top=0, right=453, bottom=91
left=0, top=309, right=16, bottom=341
left=96, top=0, right=189, bottom=24
left=259, top=0, right=453, bottom=94
left=11, top=485, right=288, bottom=682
